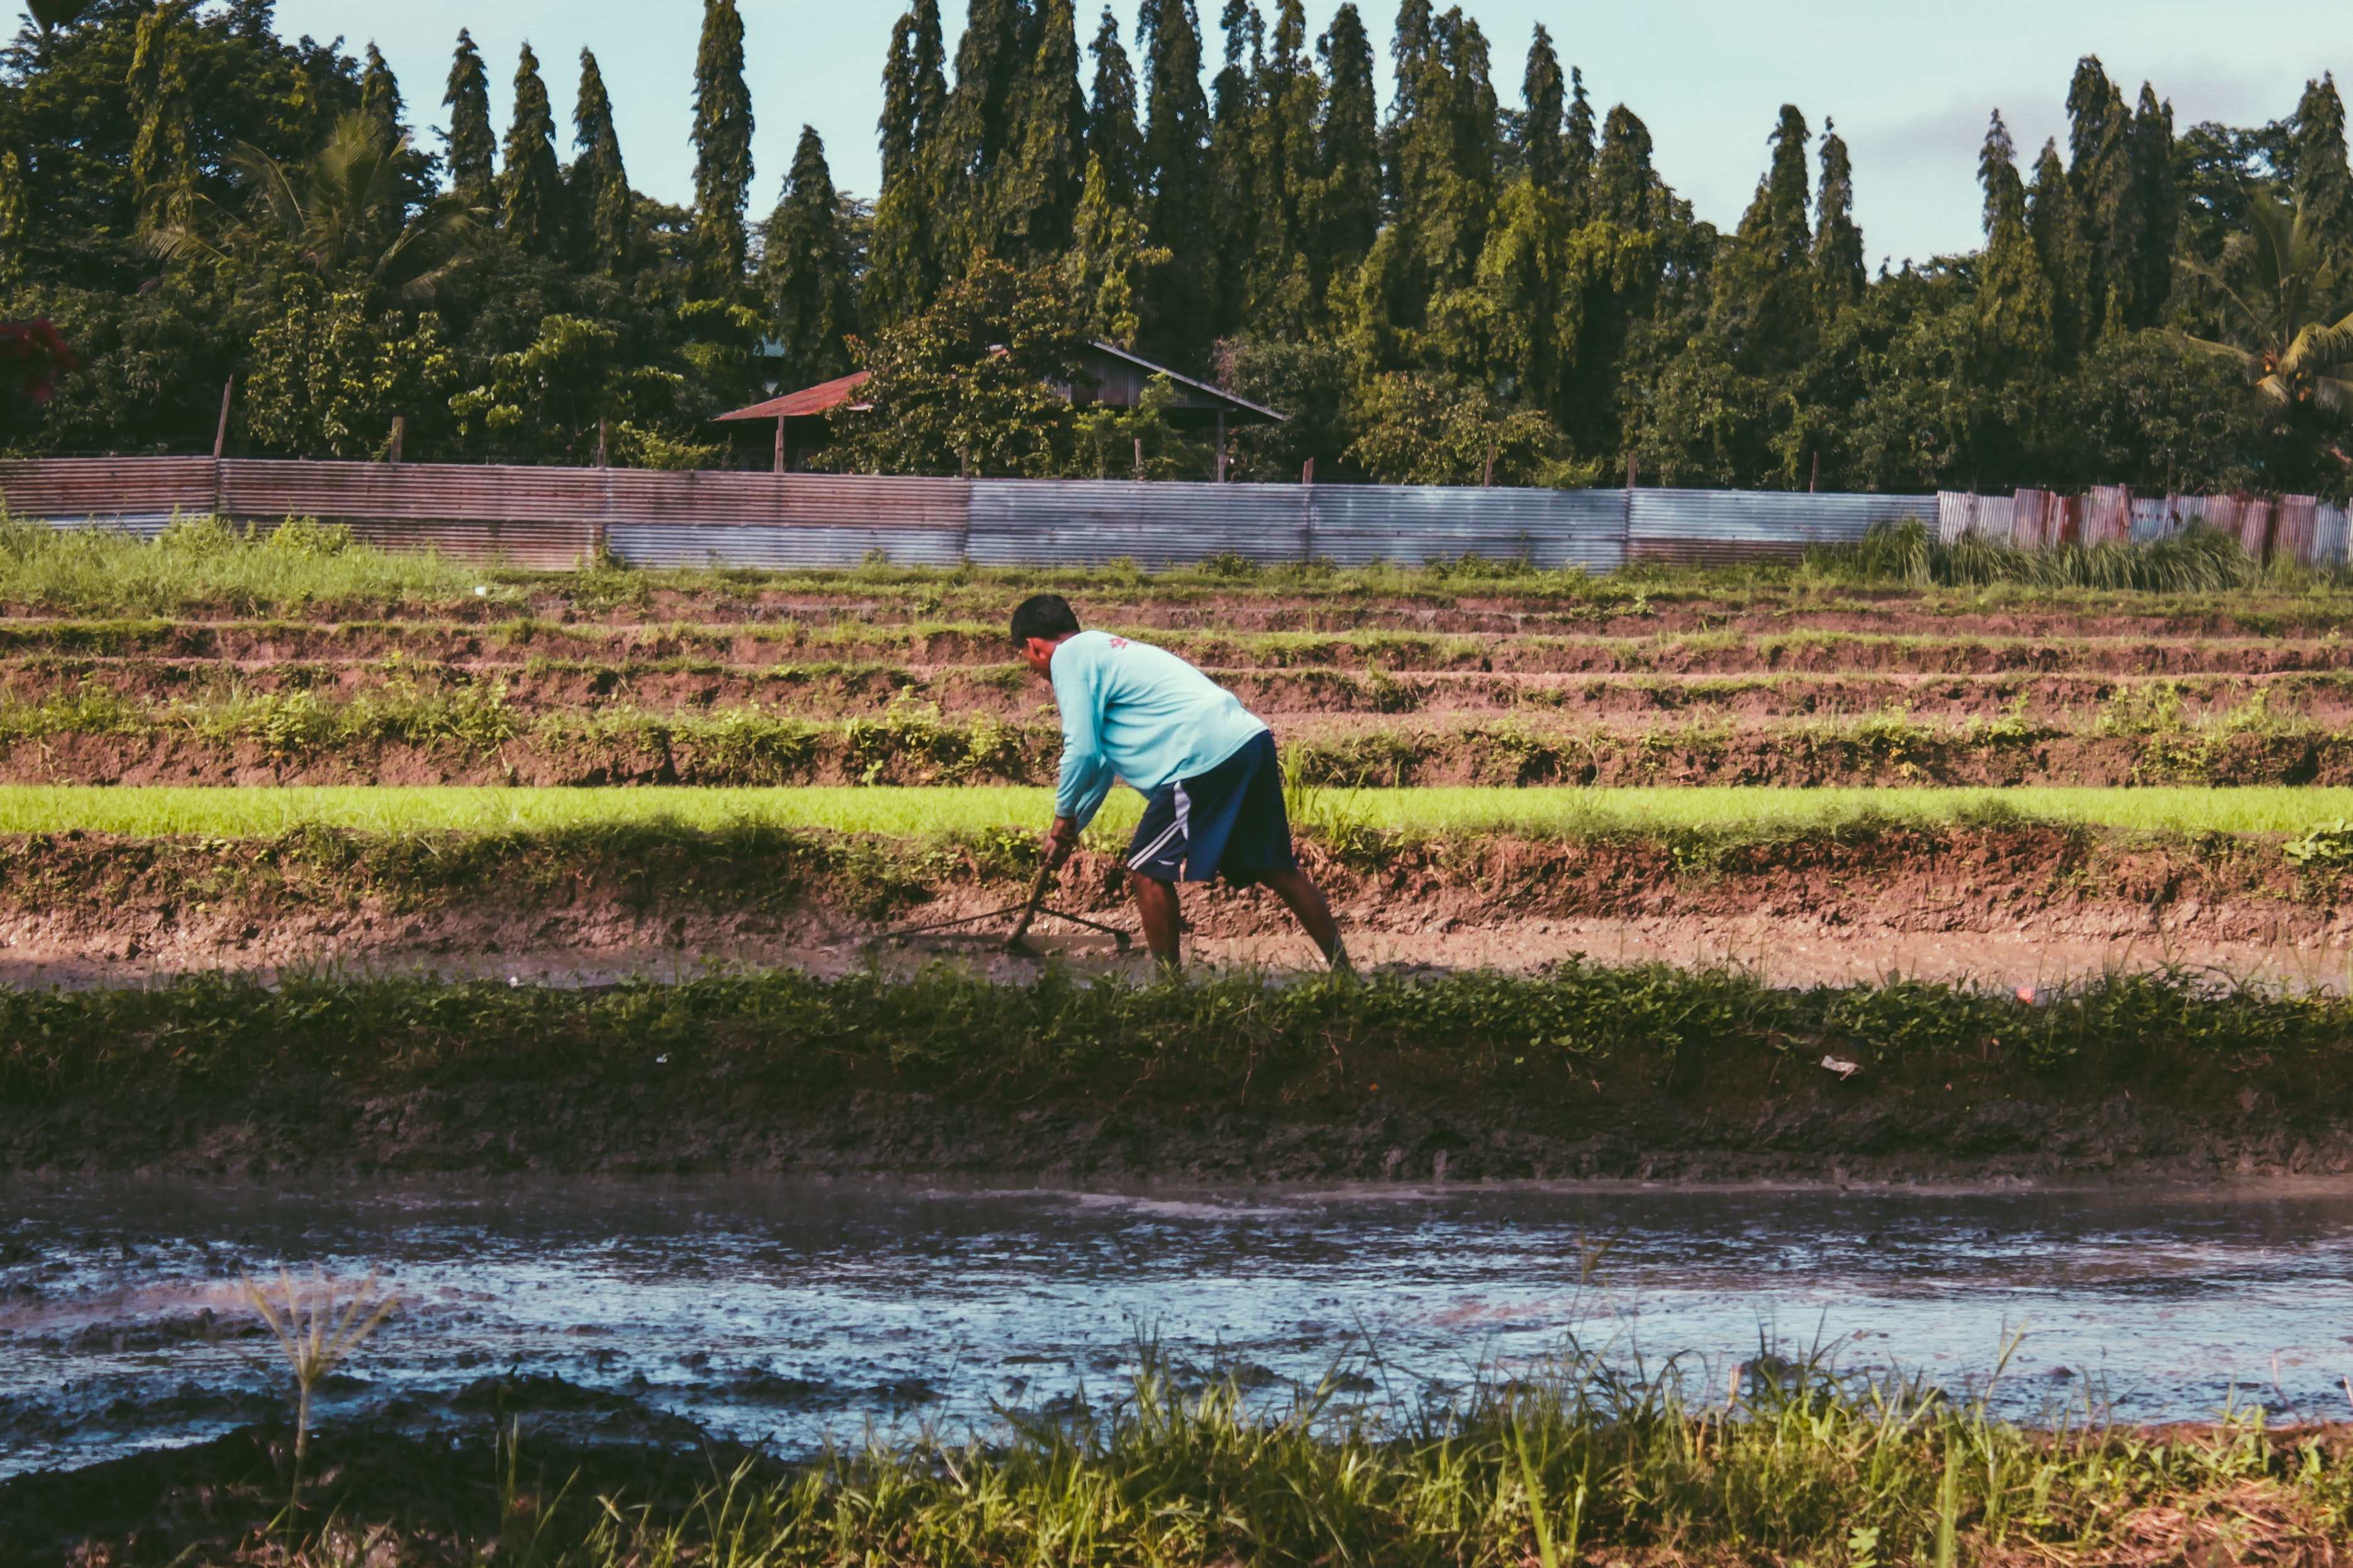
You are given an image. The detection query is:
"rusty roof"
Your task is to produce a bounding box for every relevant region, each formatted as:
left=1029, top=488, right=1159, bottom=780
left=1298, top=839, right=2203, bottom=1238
left=713, top=370, right=874, bottom=423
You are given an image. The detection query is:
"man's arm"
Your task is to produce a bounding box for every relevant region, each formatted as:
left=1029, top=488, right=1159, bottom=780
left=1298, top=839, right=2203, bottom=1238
left=1048, top=642, right=1113, bottom=860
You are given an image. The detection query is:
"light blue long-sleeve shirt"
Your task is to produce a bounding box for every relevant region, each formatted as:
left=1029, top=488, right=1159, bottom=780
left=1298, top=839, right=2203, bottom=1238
left=1048, top=630, right=1269, bottom=828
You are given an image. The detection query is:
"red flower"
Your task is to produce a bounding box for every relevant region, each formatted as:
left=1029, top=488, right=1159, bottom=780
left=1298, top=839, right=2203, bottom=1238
left=0, top=320, right=81, bottom=405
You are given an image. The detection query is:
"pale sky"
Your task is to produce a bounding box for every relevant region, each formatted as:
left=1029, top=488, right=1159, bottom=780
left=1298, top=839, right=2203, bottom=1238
left=270, top=0, right=2353, bottom=268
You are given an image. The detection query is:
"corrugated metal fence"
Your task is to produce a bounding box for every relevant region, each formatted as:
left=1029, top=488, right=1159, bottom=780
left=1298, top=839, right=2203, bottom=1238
left=3, top=455, right=2333, bottom=570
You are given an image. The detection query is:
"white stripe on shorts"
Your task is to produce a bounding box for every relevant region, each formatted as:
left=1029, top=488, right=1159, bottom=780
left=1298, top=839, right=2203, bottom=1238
left=1128, top=781, right=1192, bottom=871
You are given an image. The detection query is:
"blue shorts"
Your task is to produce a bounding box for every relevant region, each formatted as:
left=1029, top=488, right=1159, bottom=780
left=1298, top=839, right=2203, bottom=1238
left=1126, top=730, right=1297, bottom=886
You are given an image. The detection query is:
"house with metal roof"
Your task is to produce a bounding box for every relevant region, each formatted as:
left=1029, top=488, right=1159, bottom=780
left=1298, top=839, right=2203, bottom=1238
left=715, top=341, right=1285, bottom=475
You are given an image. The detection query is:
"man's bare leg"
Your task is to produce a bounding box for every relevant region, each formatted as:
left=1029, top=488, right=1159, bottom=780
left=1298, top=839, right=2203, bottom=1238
left=1133, top=873, right=1183, bottom=970
left=1259, top=866, right=1351, bottom=972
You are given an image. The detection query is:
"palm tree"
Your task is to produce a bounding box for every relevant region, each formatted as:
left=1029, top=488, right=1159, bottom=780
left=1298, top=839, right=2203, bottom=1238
left=2179, top=191, right=2353, bottom=414
left=155, top=114, right=481, bottom=305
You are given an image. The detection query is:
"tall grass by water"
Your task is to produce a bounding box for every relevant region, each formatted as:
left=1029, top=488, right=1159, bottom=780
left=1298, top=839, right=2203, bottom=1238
left=3, top=782, right=2352, bottom=840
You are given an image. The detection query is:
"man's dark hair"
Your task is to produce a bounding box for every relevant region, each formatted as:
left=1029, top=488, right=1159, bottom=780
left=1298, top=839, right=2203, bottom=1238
left=1011, top=594, right=1082, bottom=645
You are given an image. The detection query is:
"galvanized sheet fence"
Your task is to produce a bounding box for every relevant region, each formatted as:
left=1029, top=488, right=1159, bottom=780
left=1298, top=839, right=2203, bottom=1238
left=1, top=456, right=2332, bottom=572
left=1940, top=485, right=2352, bottom=567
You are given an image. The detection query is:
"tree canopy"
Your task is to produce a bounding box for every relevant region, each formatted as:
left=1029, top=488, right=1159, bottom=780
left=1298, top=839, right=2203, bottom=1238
left=1, top=3, right=2347, bottom=494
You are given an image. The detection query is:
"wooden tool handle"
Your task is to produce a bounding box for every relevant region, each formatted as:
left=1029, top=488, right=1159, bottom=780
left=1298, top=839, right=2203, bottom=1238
left=1001, top=860, right=1058, bottom=948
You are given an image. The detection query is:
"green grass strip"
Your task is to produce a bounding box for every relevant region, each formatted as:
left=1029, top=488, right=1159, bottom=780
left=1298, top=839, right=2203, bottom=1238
left=4, top=784, right=2353, bottom=840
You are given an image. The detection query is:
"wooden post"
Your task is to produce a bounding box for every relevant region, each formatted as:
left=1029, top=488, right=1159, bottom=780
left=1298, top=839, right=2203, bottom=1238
left=1302, top=457, right=1315, bottom=486
left=212, top=377, right=235, bottom=459
left=595, top=418, right=610, bottom=469
left=1132, top=436, right=1144, bottom=482
left=1216, top=410, right=1229, bottom=483
left=1482, top=445, right=1497, bottom=487
left=1624, top=452, right=1636, bottom=490
left=1809, top=450, right=1820, bottom=493
left=387, top=416, right=406, bottom=464
left=773, top=416, right=786, bottom=475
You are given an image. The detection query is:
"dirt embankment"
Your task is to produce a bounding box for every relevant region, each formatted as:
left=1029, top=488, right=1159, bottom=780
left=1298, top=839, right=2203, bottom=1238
left=0, top=823, right=2339, bottom=991
left=6, top=721, right=2352, bottom=789
left=11, top=657, right=2353, bottom=728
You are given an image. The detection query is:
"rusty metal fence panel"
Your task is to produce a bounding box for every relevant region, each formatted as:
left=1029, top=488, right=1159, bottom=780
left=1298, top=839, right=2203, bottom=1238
left=969, top=479, right=1309, bottom=568
left=1307, top=486, right=1625, bottom=570
left=0, top=456, right=216, bottom=535
left=216, top=459, right=601, bottom=565
left=602, top=471, right=968, bottom=568
left=608, top=524, right=968, bottom=569
left=1628, top=489, right=1935, bottom=565
left=2083, top=485, right=2132, bottom=546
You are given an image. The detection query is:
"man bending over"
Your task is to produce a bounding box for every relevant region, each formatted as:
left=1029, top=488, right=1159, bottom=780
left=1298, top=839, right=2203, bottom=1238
left=1014, top=592, right=1350, bottom=974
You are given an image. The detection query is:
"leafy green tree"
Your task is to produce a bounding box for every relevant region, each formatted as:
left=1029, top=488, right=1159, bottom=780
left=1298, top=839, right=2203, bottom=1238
left=157, top=113, right=477, bottom=306
left=1475, top=175, right=1575, bottom=414
left=869, top=0, right=950, bottom=325
left=1065, top=150, right=1170, bottom=345
left=1136, top=0, right=1212, bottom=362
left=242, top=275, right=457, bottom=457
left=1315, top=4, right=1380, bottom=274
left=2292, top=74, right=2353, bottom=255
left=2179, top=191, right=2353, bottom=418
left=502, top=43, right=566, bottom=257
left=2123, top=84, right=2176, bottom=330
left=571, top=49, right=632, bottom=276
left=1085, top=6, right=1142, bottom=197
left=691, top=0, right=754, bottom=296
left=1813, top=118, right=1864, bottom=316
left=1345, top=369, right=1570, bottom=486
left=760, top=126, right=859, bottom=387
left=1002, top=0, right=1089, bottom=261
left=451, top=311, right=708, bottom=465
left=821, top=257, right=1084, bottom=477
left=441, top=29, right=495, bottom=200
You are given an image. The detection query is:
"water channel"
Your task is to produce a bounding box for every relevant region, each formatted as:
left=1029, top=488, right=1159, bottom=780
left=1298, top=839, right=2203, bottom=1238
left=6, top=1178, right=2353, bottom=1480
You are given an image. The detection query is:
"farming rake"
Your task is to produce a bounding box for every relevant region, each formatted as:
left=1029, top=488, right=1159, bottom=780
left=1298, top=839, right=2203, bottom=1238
left=873, top=860, right=1133, bottom=957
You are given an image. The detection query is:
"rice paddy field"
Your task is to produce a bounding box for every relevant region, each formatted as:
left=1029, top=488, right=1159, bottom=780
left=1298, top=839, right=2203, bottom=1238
left=16, top=521, right=2353, bottom=1564
left=0, top=520, right=2351, bottom=989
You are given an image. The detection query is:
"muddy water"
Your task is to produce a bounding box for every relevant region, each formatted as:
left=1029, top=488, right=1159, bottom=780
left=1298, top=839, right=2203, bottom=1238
left=7, top=1179, right=2353, bottom=1480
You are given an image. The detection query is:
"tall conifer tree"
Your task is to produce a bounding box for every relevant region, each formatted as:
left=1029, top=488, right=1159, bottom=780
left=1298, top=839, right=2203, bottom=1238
left=1086, top=7, right=1143, bottom=197
left=1003, top=0, right=1090, bottom=261
left=1316, top=4, right=1381, bottom=270
left=2293, top=74, right=2353, bottom=253
left=573, top=48, right=632, bottom=275
left=128, top=3, right=195, bottom=234
left=1520, top=23, right=1565, bottom=192
left=503, top=43, right=566, bottom=256
left=942, top=0, right=1030, bottom=257
left=1711, top=104, right=1815, bottom=369
left=692, top=0, right=756, bottom=294
left=1136, top=0, right=1213, bottom=360
left=1593, top=104, right=1658, bottom=230
left=360, top=43, right=402, bottom=135
left=0, top=150, right=26, bottom=293
left=761, top=126, right=859, bottom=387
left=2062, top=55, right=2125, bottom=342
left=444, top=30, right=497, bottom=201
left=871, top=0, right=950, bottom=325
left=2028, top=138, right=2087, bottom=360
left=2121, top=83, right=2175, bottom=330
left=1563, top=65, right=1596, bottom=214
left=1976, top=111, right=2055, bottom=368
left=1813, top=118, right=1864, bottom=316
left=1248, top=0, right=1322, bottom=330
left=1209, top=1, right=1266, bottom=332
